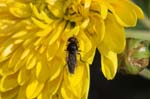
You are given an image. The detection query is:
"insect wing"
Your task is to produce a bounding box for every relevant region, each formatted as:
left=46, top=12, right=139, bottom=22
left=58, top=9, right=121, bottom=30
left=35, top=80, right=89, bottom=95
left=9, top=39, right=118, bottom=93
left=67, top=53, right=77, bottom=74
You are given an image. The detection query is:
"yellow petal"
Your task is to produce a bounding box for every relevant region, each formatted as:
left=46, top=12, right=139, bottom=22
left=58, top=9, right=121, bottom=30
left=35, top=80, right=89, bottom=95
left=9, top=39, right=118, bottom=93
left=80, top=18, right=90, bottom=29
left=0, top=61, right=15, bottom=76
left=14, top=39, right=24, bottom=44
left=41, top=10, right=54, bottom=24
left=81, top=64, right=90, bottom=99
left=125, top=0, right=144, bottom=19
left=20, top=48, right=30, bottom=60
left=39, top=45, right=47, bottom=54
left=14, top=59, right=26, bottom=74
left=78, top=32, right=95, bottom=64
left=60, top=86, right=74, bottom=99
left=26, top=52, right=37, bottom=70
left=36, top=57, right=50, bottom=82
left=30, top=4, right=43, bottom=20
left=0, top=72, right=18, bottom=92
left=99, top=47, right=118, bottom=80
left=18, top=68, right=30, bottom=86
left=8, top=47, right=24, bottom=68
left=33, top=38, right=43, bottom=47
left=89, top=14, right=105, bottom=45
left=62, top=24, right=80, bottom=41
left=90, top=1, right=100, bottom=14
left=9, top=2, right=31, bottom=18
left=0, top=40, right=15, bottom=60
left=85, top=48, right=96, bottom=65
left=37, top=91, right=49, bottom=99
left=109, top=0, right=138, bottom=26
left=1, top=44, right=13, bottom=58
left=26, top=80, right=44, bottom=98
left=36, top=25, right=53, bottom=37
left=31, top=17, right=49, bottom=29
left=100, top=2, right=108, bottom=19
left=47, top=1, right=64, bottom=18
left=0, top=87, right=19, bottom=99
left=46, top=41, right=60, bottom=61
left=104, top=13, right=125, bottom=53
left=48, top=58, right=64, bottom=81
left=54, top=40, right=66, bottom=60
left=17, top=85, right=27, bottom=99
left=45, top=0, right=57, bottom=5
left=48, top=21, right=66, bottom=46
left=84, top=0, right=91, bottom=8
left=61, top=63, right=89, bottom=98
left=107, top=0, right=119, bottom=3
left=79, top=31, right=92, bottom=53
left=11, top=30, right=27, bottom=38
left=0, top=62, right=17, bottom=77
left=37, top=74, right=63, bottom=99
left=47, top=76, right=62, bottom=96
left=0, top=41, right=13, bottom=62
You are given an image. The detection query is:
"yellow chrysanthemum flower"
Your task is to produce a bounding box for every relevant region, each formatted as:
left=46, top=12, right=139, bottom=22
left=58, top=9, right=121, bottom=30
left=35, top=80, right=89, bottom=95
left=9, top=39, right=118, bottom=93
left=0, top=0, right=143, bottom=99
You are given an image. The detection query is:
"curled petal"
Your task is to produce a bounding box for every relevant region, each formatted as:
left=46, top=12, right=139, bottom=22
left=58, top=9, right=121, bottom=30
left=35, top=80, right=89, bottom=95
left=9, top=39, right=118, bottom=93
left=124, top=0, right=144, bottom=19
left=102, top=51, right=117, bottom=80
left=98, top=46, right=118, bottom=80
left=109, top=0, right=143, bottom=27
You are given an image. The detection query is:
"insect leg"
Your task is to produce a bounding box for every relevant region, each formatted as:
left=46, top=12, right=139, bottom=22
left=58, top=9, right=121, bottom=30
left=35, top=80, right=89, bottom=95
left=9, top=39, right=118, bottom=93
left=77, top=52, right=86, bottom=63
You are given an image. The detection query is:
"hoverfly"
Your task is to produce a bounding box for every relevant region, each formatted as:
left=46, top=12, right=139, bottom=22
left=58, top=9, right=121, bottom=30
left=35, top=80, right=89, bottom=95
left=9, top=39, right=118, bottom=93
left=66, top=36, right=79, bottom=74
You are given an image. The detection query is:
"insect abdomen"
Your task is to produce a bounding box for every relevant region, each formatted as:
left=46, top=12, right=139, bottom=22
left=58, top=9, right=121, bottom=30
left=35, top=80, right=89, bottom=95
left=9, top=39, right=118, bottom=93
left=67, top=53, right=77, bottom=73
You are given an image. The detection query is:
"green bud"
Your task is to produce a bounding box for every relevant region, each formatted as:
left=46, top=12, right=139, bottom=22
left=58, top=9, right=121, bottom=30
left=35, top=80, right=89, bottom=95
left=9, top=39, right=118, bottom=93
left=119, top=38, right=149, bottom=75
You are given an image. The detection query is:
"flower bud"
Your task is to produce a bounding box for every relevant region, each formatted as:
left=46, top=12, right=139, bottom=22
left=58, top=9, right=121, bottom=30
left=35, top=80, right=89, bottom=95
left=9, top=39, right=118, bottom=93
left=119, top=38, right=149, bottom=74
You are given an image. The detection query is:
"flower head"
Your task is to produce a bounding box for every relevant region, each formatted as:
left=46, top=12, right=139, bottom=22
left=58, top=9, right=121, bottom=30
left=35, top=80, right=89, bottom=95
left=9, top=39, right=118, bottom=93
left=0, top=0, right=143, bottom=99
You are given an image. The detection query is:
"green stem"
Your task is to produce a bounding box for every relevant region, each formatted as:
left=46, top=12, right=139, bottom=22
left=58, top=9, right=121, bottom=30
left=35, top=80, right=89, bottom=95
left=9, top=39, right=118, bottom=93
left=126, top=30, right=150, bottom=41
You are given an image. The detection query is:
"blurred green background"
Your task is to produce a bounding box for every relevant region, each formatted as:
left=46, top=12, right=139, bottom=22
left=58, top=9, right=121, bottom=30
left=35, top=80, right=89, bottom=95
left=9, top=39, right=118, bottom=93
left=133, top=0, right=150, bottom=30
